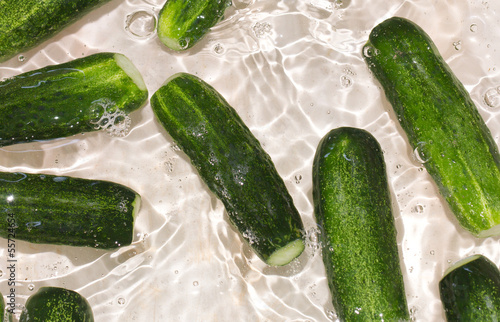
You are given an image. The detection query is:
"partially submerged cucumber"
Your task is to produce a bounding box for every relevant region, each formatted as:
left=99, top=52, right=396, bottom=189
left=151, top=72, right=305, bottom=266
left=313, top=127, right=409, bottom=321
left=0, top=52, right=148, bottom=147
left=439, top=254, right=500, bottom=321
left=0, top=0, right=111, bottom=62
left=20, top=287, right=93, bottom=322
left=0, top=172, right=140, bottom=249
left=157, top=0, right=232, bottom=51
left=363, top=16, right=500, bottom=237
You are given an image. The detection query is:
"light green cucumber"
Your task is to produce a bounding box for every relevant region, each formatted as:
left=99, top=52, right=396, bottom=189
left=363, top=16, right=500, bottom=237
left=151, top=72, right=305, bottom=266
left=157, top=0, right=232, bottom=51
left=0, top=52, right=148, bottom=147
left=313, top=127, right=409, bottom=321
left=0, top=0, right=111, bottom=62
left=20, top=287, right=93, bottom=322
left=0, top=171, right=140, bottom=249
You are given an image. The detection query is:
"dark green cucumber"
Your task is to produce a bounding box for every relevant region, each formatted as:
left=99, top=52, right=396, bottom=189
left=363, top=16, right=500, bottom=238
left=313, top=127, right=409, bottom=321
left=0, top=52, right=148, bottom=147
left=157, top=0, right=232, bottom=51
left=151, top=72, right=305, bottom=266
left=20, top=287, right=93, bottom=322
left=0, top=172, right=140, bottom=249
left=439, top=254, right=500, bottom=321
left=0, top=0, right=111, bottom=62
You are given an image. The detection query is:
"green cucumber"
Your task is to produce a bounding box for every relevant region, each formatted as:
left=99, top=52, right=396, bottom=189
left=0, top=52, right=148, bottom=147
left=0, top=0, right=111, bottom=62
left=312, top=127, right=409, bottom=321
left=157, top=0, right=232, bottom=51
left=363, top=16, right=500, bottom=238
left=20, top=287, right=93, bottom=322
left=439, top=254, right=500, bottom=321
left=151, top=72, right=305, bottom=266
left=0, top=171, right=140, bottom=249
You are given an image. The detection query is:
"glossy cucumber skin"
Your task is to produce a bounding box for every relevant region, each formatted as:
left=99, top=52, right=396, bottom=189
left=19, top=287, right=93, bottom=322
left=0, top=52, right=148, bottom=147
left=0, top=0, right=111, bottom=62
left=0, top=172, right=139, bottom=249
left=157, top=0, right=231, bottom=50
left=439, top=255, right=500, bottom=321
left=313, top=127, right=409, bottom=321
left=151, top=73, right=305, bottom=266
left=363, top=17, right=500, bottom=237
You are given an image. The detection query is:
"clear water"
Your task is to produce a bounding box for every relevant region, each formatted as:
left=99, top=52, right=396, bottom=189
left=1, top=0, right=500, bottom=321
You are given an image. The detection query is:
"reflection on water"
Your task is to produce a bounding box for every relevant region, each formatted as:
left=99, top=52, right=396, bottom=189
left=1, top=0, right=500, bottom=321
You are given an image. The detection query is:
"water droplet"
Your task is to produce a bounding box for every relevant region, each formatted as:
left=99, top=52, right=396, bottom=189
left=117, top=297, right=126, bottom=305
left=213, top=43, right=224, bottom=54
left=174, top=270, right=179, bottom=274
left=484, top=87, right=500, bottom=108
left=125, top=10, right=157, bottom=39
left=28, top=284, right=35, bottom=291
left=18, top=55, right=25, bottom=62
left=340, top=75, right=352, bottom=87
left=252, top=22, right=272, bottom=38
left=470, top=24, right=478, bottom=32
left=430, top=250, right=435, bottom=255
left=193, top=281, right=199, bottom=286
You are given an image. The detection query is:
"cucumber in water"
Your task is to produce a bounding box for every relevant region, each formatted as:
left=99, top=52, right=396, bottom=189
left=0, top=171, right=140, bottom=249
left=363, top=17, right=500, bottom=237
left=439, top=254, right=500, bottom=321
left=0, top=0, right=111, bottom=62
left=157, top=0, right=232, bottom=51
left=313, top=127, right=409, bottom=321
left=20, top=287, right=93, bottom=322
left=151, top=72, right=305, bottom=266
left=0, top=52, right=148, bottom=147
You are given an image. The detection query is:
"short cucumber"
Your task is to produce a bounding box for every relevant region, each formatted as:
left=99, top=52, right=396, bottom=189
left=19, top=287, right=93, bottom=322
left=0, top=52, right=148, bottom=147
left=439, top=254, right=500, bottom=321
left=363, top=16, right=500, bottom=238
left=157, top=0, right=232, bottom=51
left=151, top=72, right=305, bottom=266
left=312, top=127, right=409, bottom=321
left=0, top=172, right=140, bottom=249
left=0, top=0, right=111, bottom=62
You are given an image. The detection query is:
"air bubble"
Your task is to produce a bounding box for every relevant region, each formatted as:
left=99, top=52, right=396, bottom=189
left=484, top=87, right=500, bottom=108
left=193, top=281, right=199, bottom=286
left=414, top=204, right=424, bottom=213
left=340, top=75, right=352, bottom=87
left=125, top=10, right=157, bottom=39
left=362, top=45, right=379, bottom=58
left=453, top=40, right=462, bottom=51
left=18, top=55, right=25, bottom=62
left=117, top=297, right=126, bottom=305
left=213, top=43, right=224, bottom=54
left=28, top=284, right=35, bottom=291
left=295, top=174, right=302, bottom=184
left=252, top=22, right=272, bottom=38
left=470, top=24, right=478, bottom=32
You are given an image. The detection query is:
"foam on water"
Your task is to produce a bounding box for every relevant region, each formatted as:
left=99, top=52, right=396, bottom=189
left=1, top=0, right=500, bottom=321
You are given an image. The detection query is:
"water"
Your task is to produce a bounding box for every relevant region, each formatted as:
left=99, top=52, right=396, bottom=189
left=1, top=0, right=500, bottom=321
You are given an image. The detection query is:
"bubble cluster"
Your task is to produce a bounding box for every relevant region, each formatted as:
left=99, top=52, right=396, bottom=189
left=89, top=98, right=132, bottom=137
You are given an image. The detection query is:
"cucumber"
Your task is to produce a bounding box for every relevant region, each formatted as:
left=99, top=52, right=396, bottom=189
left=0, top=52, right=148, bottom=147
left=0, top=0, right=111, bottom=62
left=157, top=0, right=232, bottom=51
left=151, top=72, right=305, bottom=266
left=363, top=16, right=500, bottom=238
left=19, top=287, right=93, bottom=322
left=312, top=127, right=409, bottom=321
left=0, top=171, right=140, bottom=249
left=439, top=254, right=500, bottom=321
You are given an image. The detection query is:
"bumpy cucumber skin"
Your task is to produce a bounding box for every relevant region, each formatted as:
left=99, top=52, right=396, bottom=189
left=313, top=127, right=409, bottom=321
left=0, top=172, right=139, bottom=249
left=157, top=0, right=231, bottom=51
left=439, top=255, right=500, bottom=321
left=20, top=287, right=93, bottom=322
left=0, top=0, right=110, bottom=62
left=0, top=52, right=148, bottom=147
left=151, top=73, right=305, bottom=265
left=363, top=17, right=500, bottom=237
